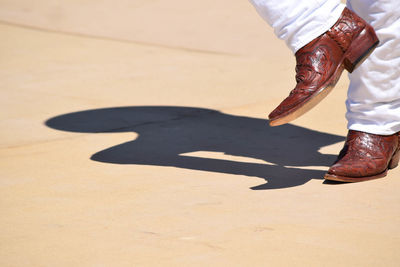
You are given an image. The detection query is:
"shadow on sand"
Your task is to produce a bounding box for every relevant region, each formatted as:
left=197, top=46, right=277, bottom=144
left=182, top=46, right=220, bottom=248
left=45, top=106, right=344, bottom=189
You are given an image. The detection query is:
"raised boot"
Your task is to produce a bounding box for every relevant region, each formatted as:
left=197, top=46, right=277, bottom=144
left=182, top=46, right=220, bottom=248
left=269, top=8, right=379, bottom=126
left=324, top=130, right=400, bottom=182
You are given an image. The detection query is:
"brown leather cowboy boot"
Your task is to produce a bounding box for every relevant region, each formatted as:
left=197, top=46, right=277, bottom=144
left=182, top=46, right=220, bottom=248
left=269, top=8, right=379, bottom=126
left=324, top=130, right=400, bottom=182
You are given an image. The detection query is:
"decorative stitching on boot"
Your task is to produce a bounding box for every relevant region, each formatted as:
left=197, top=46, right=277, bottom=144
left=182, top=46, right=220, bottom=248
left=327, top=8, right=365, bottom=53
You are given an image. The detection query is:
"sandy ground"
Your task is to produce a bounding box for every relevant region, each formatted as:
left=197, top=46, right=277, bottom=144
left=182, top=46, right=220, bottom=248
left=1, top=1, right=400, bottom=266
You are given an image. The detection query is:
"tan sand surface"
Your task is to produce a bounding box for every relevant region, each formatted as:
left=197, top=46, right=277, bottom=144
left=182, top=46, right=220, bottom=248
left=1, top=1, right=400, bottom=266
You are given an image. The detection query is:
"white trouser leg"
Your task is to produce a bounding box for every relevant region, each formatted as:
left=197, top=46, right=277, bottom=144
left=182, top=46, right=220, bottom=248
left=248, top=0, right=345, bottom=53
left=346, top=0, right=400, bottom=135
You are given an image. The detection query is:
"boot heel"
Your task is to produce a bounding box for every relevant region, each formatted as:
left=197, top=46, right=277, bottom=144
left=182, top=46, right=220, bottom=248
left=389, top=149, right=400, bottom=169
left=344, top=26, right=379, bottom=73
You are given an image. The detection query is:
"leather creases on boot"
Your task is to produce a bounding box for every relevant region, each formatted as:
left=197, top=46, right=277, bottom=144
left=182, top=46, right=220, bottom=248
left=324, top=130, right=400, bottom=182
left=268, top=8, right=379, bottom=126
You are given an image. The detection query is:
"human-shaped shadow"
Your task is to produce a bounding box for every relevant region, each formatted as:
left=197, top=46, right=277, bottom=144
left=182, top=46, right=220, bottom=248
left=45, top=106, right=344, bottom=189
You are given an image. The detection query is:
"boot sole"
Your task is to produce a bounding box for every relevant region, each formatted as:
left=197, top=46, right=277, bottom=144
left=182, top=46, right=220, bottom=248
left=324, top=170, right=388, bottom=183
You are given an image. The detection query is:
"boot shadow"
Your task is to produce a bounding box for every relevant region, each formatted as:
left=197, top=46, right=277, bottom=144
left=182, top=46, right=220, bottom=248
left=45, top=106, right=344, bottom=189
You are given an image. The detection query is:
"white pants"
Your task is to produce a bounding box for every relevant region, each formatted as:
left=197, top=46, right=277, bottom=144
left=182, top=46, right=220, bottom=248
left=250, top=0, right=400, bottom=135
